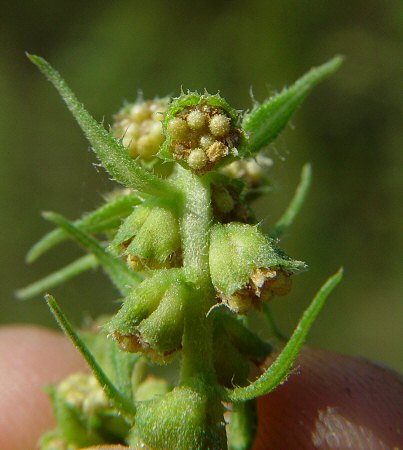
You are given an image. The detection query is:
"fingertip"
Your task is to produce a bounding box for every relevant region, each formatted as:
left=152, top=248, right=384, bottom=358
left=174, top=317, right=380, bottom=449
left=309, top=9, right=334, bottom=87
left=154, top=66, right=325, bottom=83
left=0, top=325, right=87, bottom=450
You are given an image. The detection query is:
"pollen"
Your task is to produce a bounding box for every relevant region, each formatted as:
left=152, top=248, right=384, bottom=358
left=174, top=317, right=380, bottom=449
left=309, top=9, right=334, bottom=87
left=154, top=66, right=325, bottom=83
left=167, top=117, right=189, bottom=139
left=200, top=134, right=215, bottom=149
left=209, top=114, right=230, bottom=137
left=186, top=110, right=205, bottom=130
left=188, top=148, right=207, bottom=170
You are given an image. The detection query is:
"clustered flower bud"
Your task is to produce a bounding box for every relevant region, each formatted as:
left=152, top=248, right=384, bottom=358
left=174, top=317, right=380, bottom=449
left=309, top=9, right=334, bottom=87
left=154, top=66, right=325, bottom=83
left=107, top=270, right=188, bottom=363
left=220, top=153, right=273, bottom=188
left=41, top=372, right=129, bottom=448
left=113, top=98, right=168, bottom=160
left=211, top=183, right=254, bottom=224
left=164, top=96, right=243, bottom=174
left=111, top=203, right=182, bottom=271
left=209, top=223, right=306, bottom=314
left=134, top=375, right=171, bottom=401
left=56, top=373, right=109, bottom=415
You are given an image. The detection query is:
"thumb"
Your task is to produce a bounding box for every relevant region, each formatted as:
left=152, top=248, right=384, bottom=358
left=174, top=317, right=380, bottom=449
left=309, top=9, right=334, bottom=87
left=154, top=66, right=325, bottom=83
left=253, top=346, right=403, bottom=449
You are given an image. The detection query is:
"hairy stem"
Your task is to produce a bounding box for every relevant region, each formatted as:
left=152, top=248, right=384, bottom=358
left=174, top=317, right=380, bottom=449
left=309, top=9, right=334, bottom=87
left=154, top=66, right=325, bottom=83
left=174, top=167, right=216, bottom=384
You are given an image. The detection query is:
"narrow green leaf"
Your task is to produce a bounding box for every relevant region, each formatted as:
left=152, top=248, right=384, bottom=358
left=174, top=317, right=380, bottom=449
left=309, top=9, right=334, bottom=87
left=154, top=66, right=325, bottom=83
left=226, top=268, right=343, bottom=402
left=270, top=163, right=312, bottom=240
left=43, top=212, right=142, bottom=295
left=16, top=254, right=98, bottom=300
left=27, top=193, right=140, bottom=263
left=243, top=56, right=344, bottom=154
left=45, top=295, right=136, bottom=418
left=27, top=54, right=176, bottom=197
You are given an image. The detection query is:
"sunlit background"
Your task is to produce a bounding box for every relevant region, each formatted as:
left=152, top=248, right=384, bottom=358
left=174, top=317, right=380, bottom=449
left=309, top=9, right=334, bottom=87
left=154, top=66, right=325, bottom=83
left=1, top=1, right=402, bottom=371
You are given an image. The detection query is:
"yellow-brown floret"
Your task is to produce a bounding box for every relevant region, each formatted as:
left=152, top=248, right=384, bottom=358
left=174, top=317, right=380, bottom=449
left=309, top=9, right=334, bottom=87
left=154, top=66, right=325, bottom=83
left=113, top=99, right=168, bottom=160
left=167, top=103, right=242, bottom=174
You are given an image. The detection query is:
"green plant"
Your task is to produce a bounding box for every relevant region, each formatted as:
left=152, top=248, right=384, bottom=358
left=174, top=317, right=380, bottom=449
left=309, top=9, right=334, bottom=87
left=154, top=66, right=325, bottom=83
left=20, top=54, right=343, bottom=450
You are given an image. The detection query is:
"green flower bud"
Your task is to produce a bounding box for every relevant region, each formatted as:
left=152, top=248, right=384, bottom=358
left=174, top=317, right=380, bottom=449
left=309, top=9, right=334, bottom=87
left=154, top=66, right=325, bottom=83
left=107, top=269, right=189, bottom=362
left=46, top=373, right=129, bottom=447
left=113, top=98, right=168, bottom=160
left=211, top=182, right=255, bottom=224
left=160, top=92, right=248, bottom=174
left=128, top=386, right=226, bottom=449
left=209, top=223, right=307, bottom=313
left=111, top=203, right=181, bottom=271
left=220, top=153, right=273, bottom=188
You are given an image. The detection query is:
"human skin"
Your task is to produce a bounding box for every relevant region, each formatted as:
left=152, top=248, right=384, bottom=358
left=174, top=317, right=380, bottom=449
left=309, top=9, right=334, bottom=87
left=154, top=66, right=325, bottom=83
left=1, top=326, right=402, bottom=450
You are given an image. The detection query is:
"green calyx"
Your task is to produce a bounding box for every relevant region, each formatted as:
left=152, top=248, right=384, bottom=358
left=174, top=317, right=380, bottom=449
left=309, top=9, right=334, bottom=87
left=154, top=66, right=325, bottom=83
left=25, top=54, right=344, bottom=450
left=106, top=269, right=188, bottom=362
left=209, top=222, right=307, bottom=314
left=111, top=202, right=182, bottom=270
left=129, top=385, right=227, bottom=450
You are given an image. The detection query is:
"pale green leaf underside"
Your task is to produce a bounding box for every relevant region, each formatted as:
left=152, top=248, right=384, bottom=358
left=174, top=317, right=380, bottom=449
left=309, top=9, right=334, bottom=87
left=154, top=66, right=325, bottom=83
left=43, top=212, right=142, bottom=295
left=243, top=56, right=344, bottom=154
left=16, top=254, right=98, bottom=300
left=28, top=54, right=175, bottom=197
left=27, top=193, right=140, bottom=263
left=227, top=268, right=343, bottom=401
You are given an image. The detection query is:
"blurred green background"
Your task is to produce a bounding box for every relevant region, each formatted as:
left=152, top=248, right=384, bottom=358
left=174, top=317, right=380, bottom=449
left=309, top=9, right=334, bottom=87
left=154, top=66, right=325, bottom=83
left=1, top=1, right=402, bottom=371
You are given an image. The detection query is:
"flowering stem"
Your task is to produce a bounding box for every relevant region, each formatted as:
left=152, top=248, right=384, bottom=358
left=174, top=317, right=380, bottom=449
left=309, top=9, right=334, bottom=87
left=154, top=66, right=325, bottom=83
left=174, top=167, right=216, bottom=384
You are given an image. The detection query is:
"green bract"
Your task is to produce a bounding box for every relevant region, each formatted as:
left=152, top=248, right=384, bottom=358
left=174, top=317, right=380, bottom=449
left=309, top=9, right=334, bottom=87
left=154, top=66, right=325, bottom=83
left=209, top=222, right=307, bottom=313
left=107, top=269, right=188, bottom=361
left=111, top=203, right=182, bottom=270
left=22, top=54, right=344, bottom=450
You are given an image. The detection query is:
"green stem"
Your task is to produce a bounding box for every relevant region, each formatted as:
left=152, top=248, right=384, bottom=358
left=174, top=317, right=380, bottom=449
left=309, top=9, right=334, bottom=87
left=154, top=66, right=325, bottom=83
left=176, top=167, right=211, bottom=283
left=262, top=303, right=288, bottom=341
left=174, top=167, right=215, bottom=384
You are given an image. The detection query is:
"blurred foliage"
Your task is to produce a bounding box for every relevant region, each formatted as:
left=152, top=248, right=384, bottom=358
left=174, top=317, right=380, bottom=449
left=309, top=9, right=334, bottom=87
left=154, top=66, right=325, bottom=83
left=1, top=0, right=402, bottom=371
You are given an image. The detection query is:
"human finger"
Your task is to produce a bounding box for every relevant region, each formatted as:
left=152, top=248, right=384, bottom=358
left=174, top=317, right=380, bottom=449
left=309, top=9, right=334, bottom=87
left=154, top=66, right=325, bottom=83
left=253, top=346, right=403, bottom=449
left=0, top=325, right=87, bottom=450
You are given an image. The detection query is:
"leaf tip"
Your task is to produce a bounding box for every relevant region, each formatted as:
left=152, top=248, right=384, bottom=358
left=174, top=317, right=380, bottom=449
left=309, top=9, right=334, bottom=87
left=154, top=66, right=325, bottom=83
left=26, top=52, right=43, bottom=66
left=335, top=266, right=344, bottom=280
left=42, top=211, right=56, bottom=222
left=319, top=55, right=345, bottom=77
left=44, top=293, right=54, bottom=305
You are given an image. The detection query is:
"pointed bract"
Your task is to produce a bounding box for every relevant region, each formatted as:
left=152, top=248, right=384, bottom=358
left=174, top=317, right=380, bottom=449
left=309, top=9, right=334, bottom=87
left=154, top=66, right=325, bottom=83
left=242, top=56, right=344, bottom=154
left=28, top=54, right=176, bottom=197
